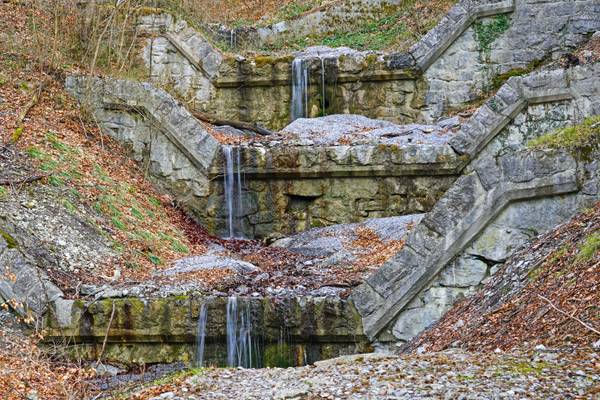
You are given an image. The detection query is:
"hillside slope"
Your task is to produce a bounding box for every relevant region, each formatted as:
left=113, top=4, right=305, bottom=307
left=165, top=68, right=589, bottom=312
left=408, top=202, right=600, bottom=352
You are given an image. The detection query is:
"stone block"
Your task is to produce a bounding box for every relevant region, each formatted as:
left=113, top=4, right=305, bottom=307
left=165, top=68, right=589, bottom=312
left=391, top=306, right=443, bottom=341
left=438, top=257, right=488, bottom=287
left=350, top=283, right=385, bottom=317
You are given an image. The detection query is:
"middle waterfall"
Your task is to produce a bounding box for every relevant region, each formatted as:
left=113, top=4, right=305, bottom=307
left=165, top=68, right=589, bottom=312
left=223, top=146, right=244, bottom=238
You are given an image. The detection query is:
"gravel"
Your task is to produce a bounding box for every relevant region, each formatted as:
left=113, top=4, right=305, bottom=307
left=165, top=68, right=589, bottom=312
left=135, top=349, right=600, bottom=399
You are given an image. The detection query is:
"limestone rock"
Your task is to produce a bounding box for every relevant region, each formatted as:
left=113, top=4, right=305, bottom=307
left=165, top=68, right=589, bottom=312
left=163, top=255, right=259, bottom=275
left=438, top=257, right=488, bottom=288
left=392, top=307, right=443, bottom=342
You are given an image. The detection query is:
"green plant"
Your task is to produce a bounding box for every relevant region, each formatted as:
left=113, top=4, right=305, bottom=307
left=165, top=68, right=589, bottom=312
left=146, top=252, right=162, bottom=265
left=577, top=233, right=600, bottom=262
left=277, top=2, right=312, bottom=21
left=0, top=187, right=7, bottom=199
left=63, top=199, right=77, bottom=213
left=473, top=14, right=510, bottom=54
left=48, top=175, right=64, bottom=186
left=26, top=146, right=48, bottom=159
left=528, top=115, right=600, bottom=161
left=130, top=206, right=145, bottom=220
left=111, top=216, right=127, bottom=230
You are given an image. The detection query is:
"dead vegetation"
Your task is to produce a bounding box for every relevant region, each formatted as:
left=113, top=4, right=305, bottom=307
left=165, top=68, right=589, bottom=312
left=409, top=202, right=600, bottom=352
left=0, top=312, right=95, bottom=399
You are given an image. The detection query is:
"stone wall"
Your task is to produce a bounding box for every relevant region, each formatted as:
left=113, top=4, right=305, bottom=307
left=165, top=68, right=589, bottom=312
left=351, top=63, right=600, bottom=344
left=65, top=76, right=220, bottom=212
left=67, top=76, right=465, bottom=238
left=42, top=296, right=368, bottom=365
left=138, top=0, right=599, bottom=129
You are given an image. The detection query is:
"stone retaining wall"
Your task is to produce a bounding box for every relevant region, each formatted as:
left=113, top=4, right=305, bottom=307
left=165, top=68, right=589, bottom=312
left=66, top=76, right=464, bottom=238
left=139, top=0, right=599, bottom=129
left=42, top=296, right=368, bottom=365
left=351, top=63, right=600, bottom=343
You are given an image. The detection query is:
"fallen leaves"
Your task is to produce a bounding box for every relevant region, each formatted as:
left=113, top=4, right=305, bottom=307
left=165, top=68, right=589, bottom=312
left=410, top=202, right=600, bottom=352
left=0, top=314, right=94, bottom=399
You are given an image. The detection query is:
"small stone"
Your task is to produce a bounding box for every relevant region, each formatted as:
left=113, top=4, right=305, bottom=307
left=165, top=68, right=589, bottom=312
left=494, top=348, right=502, bottom=354
left=534, top=344, right=547, bottom=351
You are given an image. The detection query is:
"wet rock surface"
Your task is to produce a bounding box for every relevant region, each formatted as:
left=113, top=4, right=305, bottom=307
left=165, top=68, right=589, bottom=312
left=272, top=214, right=422, bottom=261
left=134, top=349, right=600, bottom=400
left=279, top=114, right=459, bottom=146
left=163, top=255, right=259, bottom=275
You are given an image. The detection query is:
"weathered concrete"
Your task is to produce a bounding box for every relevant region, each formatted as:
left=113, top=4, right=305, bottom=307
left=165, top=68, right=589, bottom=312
left=351, top=63, right=600, bottom=342
left=42, top=296, right=369, bottom=365
left=138, top=0, right=600, bottom=128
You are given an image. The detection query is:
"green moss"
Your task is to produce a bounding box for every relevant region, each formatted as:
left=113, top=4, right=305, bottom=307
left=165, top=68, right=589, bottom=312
left=0, top=187, right=7, bottom=200
left=253, top=55, right=276, bottom=67
left=528, top=115, right=600, bottom=161
left=473, top=14, right=510, bottom=54
left=505, top=361, right=551, bottom=376
left=0, top=228, right=17, bottom=249
left=264, top=343, right=295, bottom=368
left=577, top=232, right=600, bottom=262
left=490, top=59, right=545, bottom=91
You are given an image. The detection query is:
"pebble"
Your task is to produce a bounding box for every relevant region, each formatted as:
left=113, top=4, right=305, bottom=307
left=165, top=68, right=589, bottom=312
left=132, top=350, right=600, bottom=399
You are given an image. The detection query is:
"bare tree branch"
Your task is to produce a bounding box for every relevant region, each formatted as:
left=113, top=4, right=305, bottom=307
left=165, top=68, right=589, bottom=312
left=537, top=294, right=600, bottom=336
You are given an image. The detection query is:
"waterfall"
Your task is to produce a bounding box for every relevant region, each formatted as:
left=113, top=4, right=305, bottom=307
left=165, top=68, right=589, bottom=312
left=230, top=29, right=237, bottom=49
left=320, top=57, right=326, bottom=116
left=226, top=297, right=257, bottom=368
left=223, top=146, right=244, bottom=238
left=291, top=55, right=329, bottom=121
left=291, top=58, right=309, bottom=121
left=195, top=302, right=208, bottom=367
left=226, top=297, right=238, bottom=366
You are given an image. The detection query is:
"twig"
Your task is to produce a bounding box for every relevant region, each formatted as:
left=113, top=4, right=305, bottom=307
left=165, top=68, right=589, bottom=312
left=191, top=109, right=274, bottom=136
left=97, top=301, right=116, bottom=363
left=10, top=78, right=50, bottom=144
left=0, top=173, right=49, bottom=186
left=537, top=294, right=600, bottom=335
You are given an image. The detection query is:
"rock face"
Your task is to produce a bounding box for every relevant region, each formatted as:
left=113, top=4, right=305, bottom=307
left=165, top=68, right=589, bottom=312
left=140, top=0, right=600, bottom=129
left=163, top=255, right=259, bottom=275
left=351, top=63, right=600, bottom=343
left=42, top=296, right=369, bottom=365
left=273, top=214, right=422, bottom=263
left=66, top=80, right=462, bottom=238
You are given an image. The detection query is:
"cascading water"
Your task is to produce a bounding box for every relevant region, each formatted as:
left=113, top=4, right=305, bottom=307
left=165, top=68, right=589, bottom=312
left=291, top=58, right=309, bottom=121
left=320, top=57, right=326, bottom=116
left=195, top=302, right=208, bottom=367
left=226, top=297, right=258, bottom=368
left=223, top=146, right=244, bottom=238
left=291, top=55, right=330, bottom=121
left=230, top=29, right=237, bottom=49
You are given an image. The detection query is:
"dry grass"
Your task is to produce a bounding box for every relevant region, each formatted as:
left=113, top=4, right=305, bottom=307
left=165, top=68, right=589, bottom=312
left=0, top=51, right=211, bottom=284
left=0, top=315, right=95, bottom=400
left=157, top=0, right=330, bottom=25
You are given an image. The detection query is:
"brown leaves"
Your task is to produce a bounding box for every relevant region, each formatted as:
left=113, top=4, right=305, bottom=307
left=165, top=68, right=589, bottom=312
left=410, top=202, right=600, bottom=352
left=0, top=324, right=95, bottom=399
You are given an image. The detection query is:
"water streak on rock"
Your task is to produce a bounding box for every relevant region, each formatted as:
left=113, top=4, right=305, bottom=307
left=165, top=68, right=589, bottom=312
left=291, top=58, right=309, bottom=121
left=195, top=302, right=208, bottom=367
left=226, top=297, right=258, bottom=367
left=223, top=146, right=244, bottom=238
